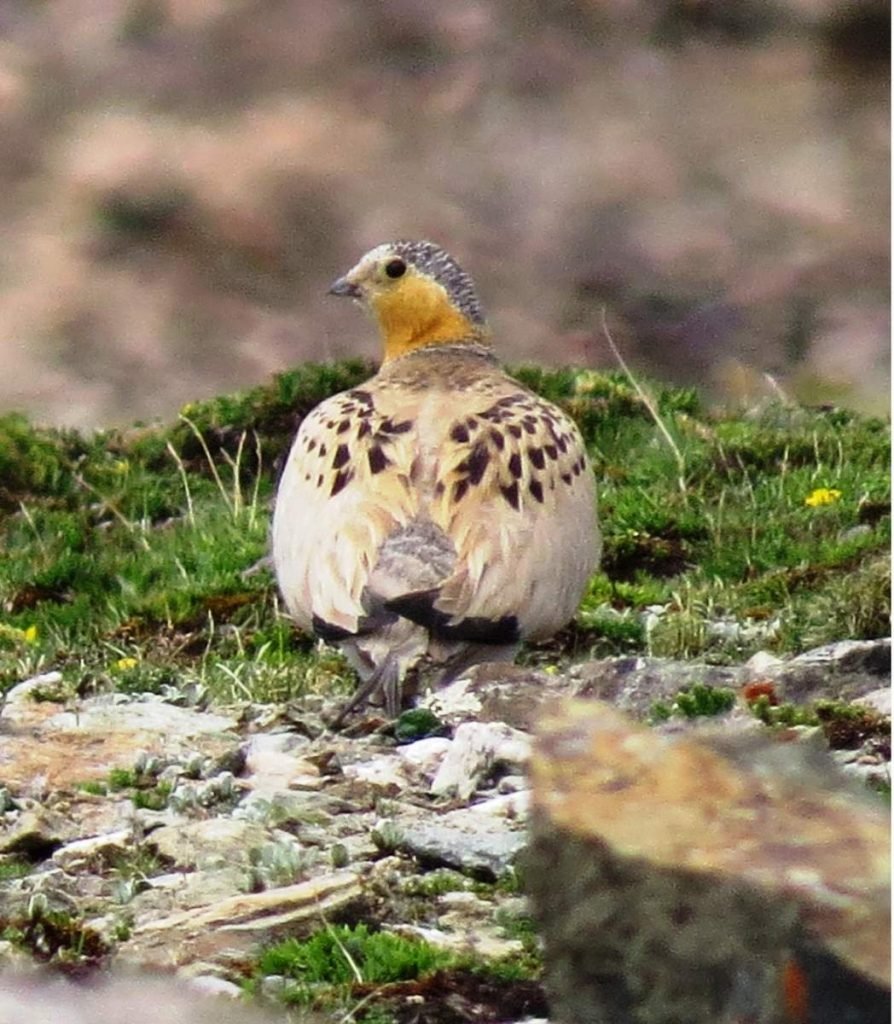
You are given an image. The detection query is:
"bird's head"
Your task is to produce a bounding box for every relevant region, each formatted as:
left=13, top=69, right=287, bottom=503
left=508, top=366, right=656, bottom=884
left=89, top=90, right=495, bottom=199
left=328, top=240, right=490, bottom=362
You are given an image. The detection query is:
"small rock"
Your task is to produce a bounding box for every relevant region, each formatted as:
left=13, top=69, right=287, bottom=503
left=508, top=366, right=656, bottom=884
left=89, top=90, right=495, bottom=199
left=342, top=754, right=405, bottom=791
left=431, top=722, right=531, bottom=800
left=119, top=871, right=363, bottom=969
left=840, top=523, right=873, bottom=542
left=0, top=809, right=75, bottom=858
left=497, top=774, right=529, bottom=794
left=3, top=672, right=65, bottom=708
left=393, top=920, right=523, bottom=960
left=388, top=793, right=528, bottom=880
left=184, top=975, right=244, bottom=999
left=51, top=829, right=132, bottom=870
left=147, top=819, right=271, bottom=872
left=855, top=687, right=892, bottom=717
left=396, top=736, right=453, bottom=778
left=743, top=650, right=784, bottom=674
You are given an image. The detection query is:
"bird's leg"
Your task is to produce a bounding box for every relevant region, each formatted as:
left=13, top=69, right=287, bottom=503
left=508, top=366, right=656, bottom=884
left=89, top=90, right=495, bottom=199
left=326, top=656, right=400, bottom=730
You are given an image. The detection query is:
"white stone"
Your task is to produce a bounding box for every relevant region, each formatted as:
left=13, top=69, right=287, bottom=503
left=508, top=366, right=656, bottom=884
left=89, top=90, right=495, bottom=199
left=397, top=737, right=452, bottom=777
left=419, top=676, right=483, bottom=719
left=184, top=975, right=243, bottom=999
left=342, top=754, right=407, bottom=789
left=51, top=829, right=132, bottom=869
left=4, top=672, right=64, bottom=705
left=854, top=687, right=891, bottom=717
left=431, top=722, right=531, bottom=800
left=45, top=700, right=238, bottom=737
left=744, top=650, right=784, bottom=675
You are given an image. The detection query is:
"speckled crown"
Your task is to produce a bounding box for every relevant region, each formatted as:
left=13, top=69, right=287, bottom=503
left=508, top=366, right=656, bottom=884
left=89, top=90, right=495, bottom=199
left=391, top=240, right=486, bottom=326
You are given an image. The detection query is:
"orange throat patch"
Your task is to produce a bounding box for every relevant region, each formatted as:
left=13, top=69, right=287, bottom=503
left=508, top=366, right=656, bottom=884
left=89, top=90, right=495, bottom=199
left=372, top=275, right=486, bottom=362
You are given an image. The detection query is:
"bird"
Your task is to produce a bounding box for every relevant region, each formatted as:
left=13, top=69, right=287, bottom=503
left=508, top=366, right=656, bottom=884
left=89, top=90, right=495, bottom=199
left=272, top=240, right=600, bottom=724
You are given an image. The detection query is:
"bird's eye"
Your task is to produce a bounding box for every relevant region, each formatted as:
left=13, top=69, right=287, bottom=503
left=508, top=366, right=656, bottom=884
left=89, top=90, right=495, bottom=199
left=385, top=258, right=406, bottom=279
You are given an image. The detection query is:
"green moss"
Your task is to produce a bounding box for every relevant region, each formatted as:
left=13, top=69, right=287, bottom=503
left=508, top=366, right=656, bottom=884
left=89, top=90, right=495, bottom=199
left=649, top=683, right=736, bottom=722
left=394, top=708, right=444, bottom=741
left=253, top=923, right=455, bottom=1004
left=402, top=869, right=471, bottom=897
left=107, top=768, right=138, bottom=790
left=0, top=858, right=33, bottom=880
left=747, top=696, right=820, bottom=728
left=745, top=696, right=890, bottom=752
left=13, top=903, right=108, bottom=966
left=131, top=781, right=171, bottom=811
left=815, top=700, right=890, bottom=749
left=77, top=780, right=108, bottom=796
left=103, top=767, right=171, bottom=809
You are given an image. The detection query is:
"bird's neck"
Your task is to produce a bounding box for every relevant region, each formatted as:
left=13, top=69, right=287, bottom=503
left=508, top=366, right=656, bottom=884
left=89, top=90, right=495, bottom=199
left=374, top=280, right=490, bottom=363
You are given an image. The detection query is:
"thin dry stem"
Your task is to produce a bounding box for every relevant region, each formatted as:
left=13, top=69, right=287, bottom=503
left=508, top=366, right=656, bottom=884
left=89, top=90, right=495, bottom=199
left=599, top=308, right=687, bottom=497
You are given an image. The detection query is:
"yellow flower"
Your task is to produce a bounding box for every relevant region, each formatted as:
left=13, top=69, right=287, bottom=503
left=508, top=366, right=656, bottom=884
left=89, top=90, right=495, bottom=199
left=114, top=657, right=139, bottom=671
left=804, top=488, right=842, bottom=508
left=112, top=459, right=130, bottom=475
left=0, top=623, right=37, bottom=645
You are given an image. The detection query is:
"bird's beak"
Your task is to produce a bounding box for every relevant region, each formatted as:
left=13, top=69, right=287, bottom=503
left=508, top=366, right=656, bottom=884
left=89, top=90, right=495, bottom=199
left=328, top=275, right=362, bottom=299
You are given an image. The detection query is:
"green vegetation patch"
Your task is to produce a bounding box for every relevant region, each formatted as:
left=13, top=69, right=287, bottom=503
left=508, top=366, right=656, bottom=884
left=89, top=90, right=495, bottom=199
left=650, top=682, right=737, bottom=722
left=248, top=920, right=544, bottom=1020
left=0, top=364, right=888, bottom=704
left=251, top=923, right=455, bottom=1006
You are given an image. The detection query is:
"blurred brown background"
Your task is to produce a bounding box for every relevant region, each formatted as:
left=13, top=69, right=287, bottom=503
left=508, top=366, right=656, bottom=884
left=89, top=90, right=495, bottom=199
left=0, top=0, right=888, bottom=428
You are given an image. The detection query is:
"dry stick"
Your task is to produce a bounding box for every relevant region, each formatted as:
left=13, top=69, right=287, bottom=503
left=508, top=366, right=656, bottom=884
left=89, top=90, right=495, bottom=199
left=166, top=441, right=195, bottom=526
left=321, top=914, right=364, bottom=985
left=18, top=501, right=48, bottom=557
left=248, top=431, right=264, bottom=531
left=179, top=413, right=233, bottom=515
left=316, top=912, right=394, bottom=1024
left=599, top=307, right=687, bottom=497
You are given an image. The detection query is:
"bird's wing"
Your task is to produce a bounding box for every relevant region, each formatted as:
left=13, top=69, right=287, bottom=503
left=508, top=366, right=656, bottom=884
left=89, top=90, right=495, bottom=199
left=272, top=384, right=422, bottom=635
left=274, top=377, right=600, bottom=649
left=411, top=384, right=600, bottom=641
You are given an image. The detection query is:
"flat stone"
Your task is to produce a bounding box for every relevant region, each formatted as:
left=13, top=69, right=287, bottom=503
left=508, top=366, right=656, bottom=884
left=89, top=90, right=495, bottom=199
left=396, top=736, right=453, bottom=778
left=768, top=638, right=891, bottom=704
left=0, top=808, right=76, bottom=858
left=571, top=656, right=741, bottom=718
left=118, top=871, right=364, bottom=970
left=51, top=828, right=133, bottom=870
left=0, top=695, right=241, bottom=793
left=854, top=687, right=892, bottom=717
left=342, top=753, right=406, bottom=791
left=2, top=672, right=65, bottom=711
left=147, top=819, right=273, bottom=872
left=44, top=698, right=238, bottom=737
left=242, top=733, right=323, bottom=794
left=387, top=793, right=528, bottom=880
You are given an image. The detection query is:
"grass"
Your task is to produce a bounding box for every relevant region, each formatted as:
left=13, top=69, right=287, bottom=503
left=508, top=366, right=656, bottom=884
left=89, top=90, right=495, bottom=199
left=248, top=922, right=455, bottom=1009
left=649, top=683, right=737, bottom=723
left=247, top=919, right=543, bottom=1019
left=0, top=363, right=888, bottom=703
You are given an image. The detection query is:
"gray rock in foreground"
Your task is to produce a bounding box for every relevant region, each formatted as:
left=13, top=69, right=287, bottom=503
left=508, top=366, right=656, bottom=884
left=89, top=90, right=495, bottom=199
left=526, top=699, right=890, bottom=1024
